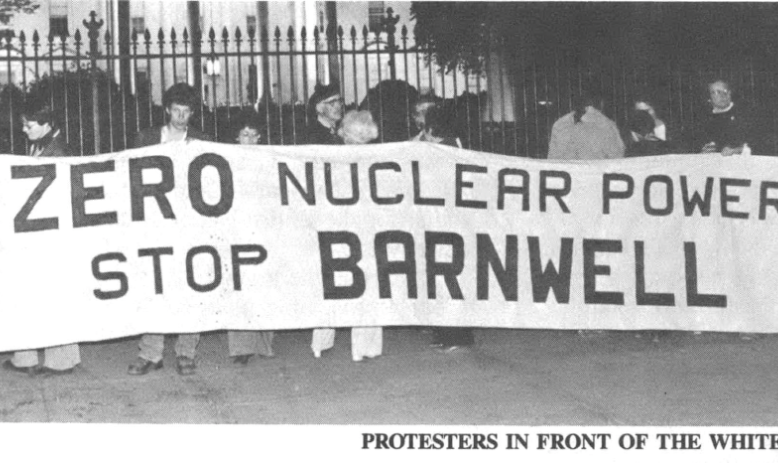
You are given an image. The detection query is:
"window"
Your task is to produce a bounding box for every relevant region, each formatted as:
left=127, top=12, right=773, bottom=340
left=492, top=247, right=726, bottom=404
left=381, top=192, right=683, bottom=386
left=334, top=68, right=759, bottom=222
left=246, top=15, right=256, bottom=35
left=368, top=2, right=385, bottom=33
left=49, top=2, right=68, bottom=37
left=131, top=17, right=145, bottom=35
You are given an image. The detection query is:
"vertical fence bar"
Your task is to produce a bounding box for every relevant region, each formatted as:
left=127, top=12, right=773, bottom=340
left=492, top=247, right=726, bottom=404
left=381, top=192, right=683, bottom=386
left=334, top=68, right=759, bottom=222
left=143, top=29, right=153, bottom=128
left=60, top=33, right=70, bottom=144
left=4, top=34, right=14, bottom=153
left=274, top=27, right=284, bottom=144
left=463, top=68, right=472, bottom=149
left=401, top=25, right=410, bottom=140
left=300, top=26, right=309, bottom=135
left=350, top=27, right=358, bottom=109
left=362, top=27, right=370, bottom=112
left=260, top=26, right=271, bottom=142
left=132, top=30, right=141, bottom=134
left=74, top=30, right=84, bottom=154
left=171, top=28, right=178, bottom=85
left=104, top=30, right=115, bottom=152
left=374, top=29, right=384, bottom=142
left=287, top=26, right=297, bottom=144
left=222, top=27, right=232, bottom=136
left=338, top=26, right=346, bottom=100
left=207, top=27, right=218, bottom=139
left=235, top=27, right=244, bottom=107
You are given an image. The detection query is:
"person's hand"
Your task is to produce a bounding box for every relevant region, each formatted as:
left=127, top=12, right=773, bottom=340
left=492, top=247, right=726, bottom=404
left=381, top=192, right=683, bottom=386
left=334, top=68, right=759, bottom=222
left=721, top=145, right=743, bottom=157
left=701, top=141, right=717, bottom=153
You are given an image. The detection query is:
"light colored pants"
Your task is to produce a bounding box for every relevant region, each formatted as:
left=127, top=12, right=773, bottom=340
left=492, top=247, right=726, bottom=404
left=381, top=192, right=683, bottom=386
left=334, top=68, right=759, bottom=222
left=311, top=328, right=382, bottom=361
left=12, top=343, right=80, bottom=370
left=227, top=331, right=274, bottom=357
left=138, top=334, right=199, bottom=363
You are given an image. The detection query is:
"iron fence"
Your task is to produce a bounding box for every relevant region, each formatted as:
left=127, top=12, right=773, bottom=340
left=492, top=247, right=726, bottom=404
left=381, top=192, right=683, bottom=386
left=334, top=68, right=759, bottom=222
left=0, top=9, right=777, bottom=157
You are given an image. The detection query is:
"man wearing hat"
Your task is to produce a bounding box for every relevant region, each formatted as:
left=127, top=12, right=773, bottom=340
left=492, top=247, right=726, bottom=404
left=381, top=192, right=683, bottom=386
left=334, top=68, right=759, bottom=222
left=307, top=82, right=344, bottom=145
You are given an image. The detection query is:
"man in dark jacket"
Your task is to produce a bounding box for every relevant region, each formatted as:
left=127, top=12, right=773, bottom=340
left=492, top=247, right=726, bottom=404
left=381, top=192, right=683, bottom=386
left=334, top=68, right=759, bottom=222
left=127, top=83, right=212, bottom=377
left=3, top=105, right=81, bottom=377
left=130, top=82, right=213, bottom=148
left=306, top=82, right=344, bottom=145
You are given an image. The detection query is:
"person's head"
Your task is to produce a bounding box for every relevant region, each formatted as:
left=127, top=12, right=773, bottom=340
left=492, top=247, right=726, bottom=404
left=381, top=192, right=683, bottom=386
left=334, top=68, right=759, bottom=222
left=633, top=95, right=660, bottom=120
left=422, top=105, right=457, bottom=142
left=708, top=79, right=733, bottom=111
left=21, top=105, right=57, bottom=141
left=573, top=87, right=605, bottom=123
left=234, top=112, right=263, bottom=145
left=162, top=83, right=199, bottom=131
left=338, top=110, right=378, bottom=145
left=413, top=96, right=439, bottom=130
left=629, top=110, right=656, bottom=139
left=309, top=82, right=344, bottom=124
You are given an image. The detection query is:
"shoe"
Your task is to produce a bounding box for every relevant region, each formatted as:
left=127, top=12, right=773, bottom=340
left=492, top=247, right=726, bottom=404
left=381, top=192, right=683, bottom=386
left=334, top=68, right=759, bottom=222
left=3, top=359, right=40, bottom=376
left=232, top=354, right=253, bottom=366
left=38, top=366, right=75, bottom=377
left=127, top=358, right=163, bottom=376
left=175, top=356, right=196, bottom=376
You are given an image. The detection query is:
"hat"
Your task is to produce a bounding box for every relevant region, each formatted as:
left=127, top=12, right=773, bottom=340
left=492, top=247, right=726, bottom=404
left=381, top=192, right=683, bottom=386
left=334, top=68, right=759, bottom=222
left=309, top=82, right=341, bottom=110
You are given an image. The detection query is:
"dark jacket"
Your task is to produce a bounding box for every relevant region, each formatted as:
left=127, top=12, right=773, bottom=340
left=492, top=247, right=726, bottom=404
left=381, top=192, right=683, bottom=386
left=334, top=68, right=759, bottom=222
left=130, top=125, right=213, bottom=149
left=32, top=130, right=76, bottom=157
left=306, top=121, right=342, bottom=145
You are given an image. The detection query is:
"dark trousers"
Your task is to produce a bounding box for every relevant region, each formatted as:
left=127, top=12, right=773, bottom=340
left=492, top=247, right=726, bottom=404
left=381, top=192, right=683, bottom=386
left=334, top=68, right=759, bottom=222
left=432, top=328, right=474, bottom=347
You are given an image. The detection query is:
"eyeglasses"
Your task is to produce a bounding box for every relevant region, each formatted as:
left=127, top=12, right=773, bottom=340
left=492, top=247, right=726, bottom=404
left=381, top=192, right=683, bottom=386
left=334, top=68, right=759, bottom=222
left=321, top=97, right=343, bottom=106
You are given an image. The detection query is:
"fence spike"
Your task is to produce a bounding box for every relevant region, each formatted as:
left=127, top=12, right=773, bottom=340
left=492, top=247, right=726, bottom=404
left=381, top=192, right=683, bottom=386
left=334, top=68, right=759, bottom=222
left=362, top=25, right=369, bottom=39
left=234, top=26, right=242, bottom=40
left=144, top=28, right=151, bottom=43
left=222, top=26, right=229, bottom=40
left=182, top=27, right=189, bottom=42
left=287, top=25, right=294, bottom=41
left=301, top=26, right=307, bottom=40
left=313, top=25, right=320, bottom=40
left=401, top=25, right=408, bottom=38
left=104, top=29, right=112, bottom=44
left=18, top=30, right=25, bottom=43
left=337, top=25, right=344, bottom=38
left=32, top=30, right=39, bottom=44
left=157, top=27, right=164, bottom=41
left=247, top=25, right=255, bottom=40
left=209, top=27, right=216, bottom=42
left=170, top=27, right=177, bottom=42
left=274, top=26, right=281, bottom=40
left=74, top=29, right=82, bottom=44
left=350, top=26, right=356, bottom=39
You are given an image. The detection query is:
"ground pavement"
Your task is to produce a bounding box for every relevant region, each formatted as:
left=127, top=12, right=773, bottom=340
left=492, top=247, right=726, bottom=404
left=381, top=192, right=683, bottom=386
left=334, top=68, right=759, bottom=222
left=0, top=328, right=776, bottom=424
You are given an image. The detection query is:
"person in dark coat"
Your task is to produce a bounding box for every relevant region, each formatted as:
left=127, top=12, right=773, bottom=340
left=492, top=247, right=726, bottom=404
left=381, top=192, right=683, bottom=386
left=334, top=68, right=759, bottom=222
left=129, top=82, right=213, bottom=148
left=3, top=105, right=81, bottom=377
left=700, top=79, right=759, bottom=157
left=127, top=83, right=212, bottom=377
left=306, top=82, right=344, bottom=145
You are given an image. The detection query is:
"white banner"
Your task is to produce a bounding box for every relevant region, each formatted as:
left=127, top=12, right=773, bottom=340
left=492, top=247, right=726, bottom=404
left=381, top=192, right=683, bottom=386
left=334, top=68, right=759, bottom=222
left=2, top=141, right=777, bottom=351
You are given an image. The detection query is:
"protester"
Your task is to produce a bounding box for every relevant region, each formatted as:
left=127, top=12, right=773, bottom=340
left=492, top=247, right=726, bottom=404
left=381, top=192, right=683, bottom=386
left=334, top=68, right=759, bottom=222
left=127, top=83, right=213, bottom=376
left=415, top=105, right=474, bottom=352
left=410, top=96, right=440, bottom=142
left=311, top=110, right=382, bottom=362
left=228, top=112, right=275, bottom=365
left=3, top=104, right=80, bottom=377
left=547, top=88, right=625, bottom=160
left=306, top=82, right=344, bottom=145
left=626, top=109, right=672, bottom=157
left=700, top=79, right=757, bottom=157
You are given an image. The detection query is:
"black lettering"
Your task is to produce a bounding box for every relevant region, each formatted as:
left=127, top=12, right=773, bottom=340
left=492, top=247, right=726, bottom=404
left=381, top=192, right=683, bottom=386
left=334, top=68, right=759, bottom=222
left=318, top=231, right=366, bottom=299
left=231, top=244, right=268, bottom=290
left=720, top=177, right=750, bottom=219
left=92, top=252, right=128, bottom=300
left=374, top=231, right=417, bottom=298
left=528, top=236, right=573, bottom=303
left=497, top=168, right=530, bottom=211
left=635, top=241, right=675, bottom=306
left=583, top=239, right=624, bottom=305
left=476, top=234, right=518, bottom=301
left=425, top=231, right=465, bottom=299
left=643, top=174, right=673, bottom=216
left=12, top=164, right=58, bottom=232
left=369, top=162, right=403, bottom=205
left=685, top=242, right=727, bottom=307
left=602, top=173, right=634, bottom=215
left=680, top=176, right=713, bottom=217
left=188, top=153, right=234, bottom=217
left=278, top=162, right=315, bottom=205
left=412, top=161, right=445, bottom=206
left=759, top=181, right=778, bottom=220
left=324, top=162, right=360, bottom=205
left=539, top=170, right=571, bottom=213
left=71, top=161, right=117, bottom=228
left=186, top=245, right=222, bottom=292
left=129, top=156, right=175, bottom=221
left=138, top=247, right=173, bottom=294
left=455, top=164, right=488, bottom=209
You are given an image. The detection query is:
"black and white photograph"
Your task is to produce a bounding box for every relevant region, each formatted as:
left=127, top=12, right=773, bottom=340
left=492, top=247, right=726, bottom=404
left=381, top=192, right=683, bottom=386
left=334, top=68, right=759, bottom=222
left=0, top=1, right=777, bottom=461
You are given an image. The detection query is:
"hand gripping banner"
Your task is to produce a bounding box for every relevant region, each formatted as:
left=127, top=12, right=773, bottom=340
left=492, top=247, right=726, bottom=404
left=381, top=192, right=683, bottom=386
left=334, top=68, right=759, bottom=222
left=2, top=141, right=778, bottom=351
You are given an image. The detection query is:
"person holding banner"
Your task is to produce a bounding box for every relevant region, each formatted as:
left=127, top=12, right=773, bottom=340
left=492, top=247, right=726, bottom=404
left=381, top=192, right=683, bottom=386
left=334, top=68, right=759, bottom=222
left=228, top=112, right=275, bottom=366
left=547, top=88, right=625, bottom=160
left=3, top=105, right=80, bottom=377
left=306, top=82, right=345, bottom=145
left=311, top=110, right=382, bottom=361
left=127, top=83, right=212, bottom=376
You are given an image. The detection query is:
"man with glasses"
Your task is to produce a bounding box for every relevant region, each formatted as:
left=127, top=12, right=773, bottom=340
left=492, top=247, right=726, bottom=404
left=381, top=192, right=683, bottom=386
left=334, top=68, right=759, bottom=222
left=306, top=82, right=344, bottom=145
left=701, top=79, right=756, bottom=156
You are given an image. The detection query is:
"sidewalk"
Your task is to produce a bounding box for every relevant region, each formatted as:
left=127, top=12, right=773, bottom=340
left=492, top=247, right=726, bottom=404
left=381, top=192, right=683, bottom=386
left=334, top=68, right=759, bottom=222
left=0, top=328, right=776, bottom=424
